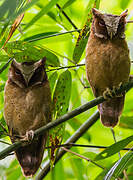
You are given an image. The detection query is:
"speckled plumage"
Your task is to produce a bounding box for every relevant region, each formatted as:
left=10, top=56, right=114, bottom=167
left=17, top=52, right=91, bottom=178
left=86, top=9, right=130, bottom=127
left=4, top=58, right=51, bottom=176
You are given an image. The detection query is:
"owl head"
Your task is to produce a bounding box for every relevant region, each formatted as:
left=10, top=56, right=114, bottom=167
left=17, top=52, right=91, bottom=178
left=9, top=57, right=47, bottom=88
left=91, top=8, right=128, bottom=39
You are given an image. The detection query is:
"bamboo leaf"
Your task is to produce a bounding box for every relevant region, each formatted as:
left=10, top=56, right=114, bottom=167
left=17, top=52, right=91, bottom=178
left=62, top=0, right=76, bottom=9
left=73, top=0, right=100, bottom=63
left=3, top=41, right=60, bottom=66
left=3, top=13, right=24, bottom=48
left=95, top=135, right=133, bottom=161
left=49, top=71, right=58, bottom=97
left=104, top=150, right=133, bottom=180
left=119, top=116, right=133, bottom=129
left=48, top=70, right=72, bottom=166
left=53, top=70, right=72, bottom=117
left=24, top=0, right=59, bottom=30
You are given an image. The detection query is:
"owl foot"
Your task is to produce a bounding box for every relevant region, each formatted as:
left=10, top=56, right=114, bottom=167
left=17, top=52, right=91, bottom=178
left=26, top=130, right=34, bottom=141
left=20, top=130, right=34, bottom=142
left=103, top=87, right=115, bottom=99
left=103, top=83, right=123, bottom=99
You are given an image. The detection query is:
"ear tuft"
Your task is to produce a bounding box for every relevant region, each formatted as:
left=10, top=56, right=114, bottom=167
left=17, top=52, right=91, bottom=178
left=120, top=9, right=128, bottom=18
left=41, top=57, right=46, bottom=65
left=92, top=8, right=101, bottom=17
left=11, top=59, right=21, bottom=68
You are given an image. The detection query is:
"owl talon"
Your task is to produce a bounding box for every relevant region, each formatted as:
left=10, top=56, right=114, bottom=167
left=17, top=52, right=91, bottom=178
left=20, top=130, right=34, bottom=142
left=26, top=130, right=34, bottom=141
left=103, top=83, right=124, bottom=99
left=103, top=88, right=114, bottom=99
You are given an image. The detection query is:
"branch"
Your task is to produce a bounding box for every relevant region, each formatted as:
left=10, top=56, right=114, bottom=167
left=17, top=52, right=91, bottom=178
left=46, top=64, right=85, bottom=72
left=35, top=111, right=99, bottom=180
left=0, top=140, right=11, bottom=145
left=26, top=29, right=81, bottom=43
left=45, top=143, right=133, bottom=151
left=56, top=4, right=79, bottom=31
left=0, top=79, right=133, bottom=160
left=126, top=20, right=133, bottom=23
left=62, top=147, right=105, bottom=169
left=0, top=58, right=13, bottom=74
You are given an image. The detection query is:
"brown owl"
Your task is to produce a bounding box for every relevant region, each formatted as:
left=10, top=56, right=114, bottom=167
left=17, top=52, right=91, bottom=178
left=4, top=57, right=52, bottom=177
left=86, top=8, right=131, bottom=127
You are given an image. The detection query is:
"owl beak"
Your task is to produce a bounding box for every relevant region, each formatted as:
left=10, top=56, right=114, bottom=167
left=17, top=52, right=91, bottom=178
left=23, top=74, right=33, bottom=86
left=110, top=32, right=113, bottom=40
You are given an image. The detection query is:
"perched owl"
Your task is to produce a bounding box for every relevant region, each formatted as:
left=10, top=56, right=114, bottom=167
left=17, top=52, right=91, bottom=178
left=4, top=58, right=52, bottom=177
left=86, top=8, right=130, bottom=127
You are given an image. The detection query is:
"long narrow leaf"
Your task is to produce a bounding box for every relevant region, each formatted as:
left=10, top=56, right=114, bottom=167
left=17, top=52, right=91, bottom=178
left=23, top=0, right=59, bottom=30
left=3, top=41, right=60, bottom=66
left=104, top=150, right=133, bottom=180
left=48, top=70, right=72, bottom=166
left=95, top=135, right=133, bottom=161
left=73, top=0, right=100, bottom=63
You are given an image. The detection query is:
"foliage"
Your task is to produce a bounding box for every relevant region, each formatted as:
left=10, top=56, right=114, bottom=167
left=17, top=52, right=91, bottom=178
left=0, top=0, right=133, bottom=179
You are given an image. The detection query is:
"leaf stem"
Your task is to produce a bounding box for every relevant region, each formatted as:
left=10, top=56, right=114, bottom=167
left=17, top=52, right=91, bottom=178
left=45, top=143, right=133, bottom=151
left=25, top=29, right=81, bottom=43
left=0, top=58, right=13, bottom=74
left=62, top=147, right=105, bottom=169
left=56, top=4, right=79, bottom=31
left=46, top=64, right=85, bottom=72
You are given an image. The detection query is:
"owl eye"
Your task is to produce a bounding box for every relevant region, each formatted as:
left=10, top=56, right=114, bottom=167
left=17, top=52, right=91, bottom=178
left=99, top=21, right=105, bottom=27
left=15, top=69, right=21, bottom=75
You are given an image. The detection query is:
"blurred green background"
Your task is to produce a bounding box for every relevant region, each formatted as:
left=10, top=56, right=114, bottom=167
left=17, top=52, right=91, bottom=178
left=0, top=0, right=133, bottom=179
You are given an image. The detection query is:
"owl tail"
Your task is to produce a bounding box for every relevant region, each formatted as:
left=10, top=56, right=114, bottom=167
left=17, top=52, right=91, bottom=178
left=98, top=95, right=125, bottom=127
left=14, top=134, right=46, bottom=177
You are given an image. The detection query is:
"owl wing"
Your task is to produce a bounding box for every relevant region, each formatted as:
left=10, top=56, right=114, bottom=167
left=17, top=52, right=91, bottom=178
left=4, top=80, right=52, bottom=177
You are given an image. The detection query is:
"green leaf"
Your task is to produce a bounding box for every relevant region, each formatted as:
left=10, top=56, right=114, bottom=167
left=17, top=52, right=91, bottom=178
left=49, top=71, right=58, bottom=97
left=104, top=151, right=133, bottom=180
left=0, top=84, right=5, bottom=92
left=53, top=70, right=72, bottom=117
left=24, top=0, right=59, bottom=30
left=23, top=31, right=58, bottom=42
left=62, top=0, right=76, bottom=9
left=95, top=135, right=133, bottom=161
left=4, top=41, right=60, bottom=66
left=0, top=0, right=18, bottom=20
left=95, top=163, right=116, bottom=180
left=119, top=116, right=133, bottom=129
left=13, top=0, right=39, bottom=20
left=48, top=70, right=72, bottom=166
left=119, top=0, right=131, bottom=10
left=73, top=0, right=100, bottom=63
left=0, top=116, right=8, bottom=139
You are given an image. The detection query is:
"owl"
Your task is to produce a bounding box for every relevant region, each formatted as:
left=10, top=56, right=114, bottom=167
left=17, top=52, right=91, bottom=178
left=86, top=8, right=131, bottom=127
left=4, top=58, right=52, bottom=177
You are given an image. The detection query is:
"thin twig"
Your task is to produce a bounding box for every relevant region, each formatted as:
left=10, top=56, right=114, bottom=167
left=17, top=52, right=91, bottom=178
left=45, top=143, right=133, bottom=151
left=62, top=147, right=105, bottom=169
left=0, top=140, right=11, bottom=145
left=56, top=4, right=79, bottom=31
left=25, top=29, right=81, bottom=43
left=110, top=128, right=121, bottom=159
left=46, top=64, right=85, bottom=72
left=123, top=170, right=129, bottom=180
left=0, top=58, right=13, bottom=74
left=35, top=111, right=99, bottom=180
left=126, top=20, right=133, bottom=23
left=75, top=70, right=89, bottom=89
